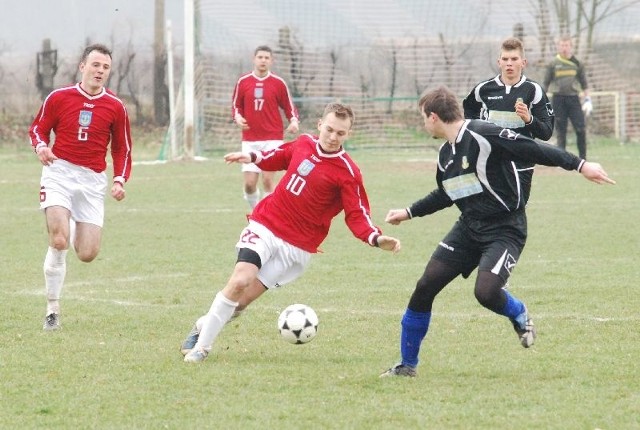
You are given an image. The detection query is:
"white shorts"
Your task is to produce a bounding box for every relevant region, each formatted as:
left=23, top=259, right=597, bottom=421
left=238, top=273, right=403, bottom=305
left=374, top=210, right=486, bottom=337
left=241, top=140, right=283, bottom=173
left=235, top=220, right=311, bottom=289
left=39, top=159, right=108, bottom=227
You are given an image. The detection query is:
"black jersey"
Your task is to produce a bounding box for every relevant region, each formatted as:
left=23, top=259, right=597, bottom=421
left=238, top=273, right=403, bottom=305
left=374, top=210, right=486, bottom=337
left=463, top=75, right=554, bottom=141
left=463, top=75, right=555, bottom=204
left=408, top=120, right=583, bottom=221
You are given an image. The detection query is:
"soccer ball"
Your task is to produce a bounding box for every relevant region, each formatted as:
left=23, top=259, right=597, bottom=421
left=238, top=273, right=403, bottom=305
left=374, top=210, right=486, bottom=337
left=277, top=304, right=319, bottom=344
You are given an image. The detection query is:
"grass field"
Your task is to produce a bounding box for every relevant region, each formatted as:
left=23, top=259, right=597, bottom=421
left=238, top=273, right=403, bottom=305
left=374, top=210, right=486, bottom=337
left=1, top=139, right=639, bottom=429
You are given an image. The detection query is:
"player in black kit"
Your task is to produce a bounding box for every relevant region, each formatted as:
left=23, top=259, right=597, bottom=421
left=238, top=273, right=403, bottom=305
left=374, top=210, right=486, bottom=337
left=380, top=86, right=615, bottom=378
left=463, top=37, right=554, bottom=203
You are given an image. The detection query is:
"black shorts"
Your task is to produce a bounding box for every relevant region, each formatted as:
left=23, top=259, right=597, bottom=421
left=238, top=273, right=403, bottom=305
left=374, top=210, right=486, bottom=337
left=431, top=211, right=527, bottom=280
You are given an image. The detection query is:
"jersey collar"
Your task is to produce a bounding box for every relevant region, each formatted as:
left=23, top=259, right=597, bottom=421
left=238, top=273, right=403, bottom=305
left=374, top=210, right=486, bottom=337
left=76, top=83, right=106, bottom=100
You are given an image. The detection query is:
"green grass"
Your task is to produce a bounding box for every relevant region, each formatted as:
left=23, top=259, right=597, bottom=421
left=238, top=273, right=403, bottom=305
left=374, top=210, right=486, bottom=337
left=1, top=139, right=639, bottom=429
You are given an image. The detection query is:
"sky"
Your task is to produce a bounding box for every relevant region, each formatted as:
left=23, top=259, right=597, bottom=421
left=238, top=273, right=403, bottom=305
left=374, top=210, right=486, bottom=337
left=0, top=0, right=185, bottom=57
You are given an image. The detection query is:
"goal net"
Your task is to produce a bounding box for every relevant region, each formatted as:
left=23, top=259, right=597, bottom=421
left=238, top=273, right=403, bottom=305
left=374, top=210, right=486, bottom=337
left=167, top=0, right=640, bottom=158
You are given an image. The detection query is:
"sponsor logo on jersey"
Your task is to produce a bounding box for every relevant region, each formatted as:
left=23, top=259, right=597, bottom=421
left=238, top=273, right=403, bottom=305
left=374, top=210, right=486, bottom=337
left=83, top=102, right=95, bottom=108
left=488, top=95, right=503, bottom=100
left=297, top=159, right=315, bottom=176
left=489, top=111, right=525, bottom=129
left=462, top=156, right=469, bottom=169
left=499, top=128, right=519, bottom=140
left=438, top=241, right=455, bottom=252
left=546, top=102, right=554, bottom=116
left=254, top=87, right=264, bottom=99
left=442, top=173, right=483, bottom=201
left=78, top=110, right=93, bottom=126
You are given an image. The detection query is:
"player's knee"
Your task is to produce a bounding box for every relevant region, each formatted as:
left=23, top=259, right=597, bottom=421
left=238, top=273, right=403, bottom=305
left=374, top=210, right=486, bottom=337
left=407, top=278, right=437, bottom=312
left=474, top=283, right=502, bottom=310
left=50, top=233, right=70, bottom=251
left=226, top=274, right=252, bottom=293
left=76, top=246, right=99, bottom=262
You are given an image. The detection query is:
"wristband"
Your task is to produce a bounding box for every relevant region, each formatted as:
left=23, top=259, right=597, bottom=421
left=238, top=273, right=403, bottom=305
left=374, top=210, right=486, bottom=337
left=405, top=208, right=413, bottom=219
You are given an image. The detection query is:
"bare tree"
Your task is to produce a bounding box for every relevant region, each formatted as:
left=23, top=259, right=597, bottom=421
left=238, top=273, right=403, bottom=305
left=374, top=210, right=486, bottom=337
left=114, top=41, right=145, bottom=125
left=386, top=43, right=398, bottom=114
left=277, top=26, right=315, bottom=113
left=577, top=0, right=640, bottom=53
left=328, top=49, right=338, bottom=97
left=535, top=0, right=640, bottom=57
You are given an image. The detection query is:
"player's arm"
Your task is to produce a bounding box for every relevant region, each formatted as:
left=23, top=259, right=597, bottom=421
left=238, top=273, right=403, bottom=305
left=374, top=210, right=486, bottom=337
left=542, top=64, right=554, bottom=92
left=110, top=104, right=133, bottom=185
left=29, top=98, right=59, bottom=165
left=110, top=103, right=133, bottom=201
left=462, top=88, right=482, bottom=119
left=493, top=127, right=614, bottom=185
left=280, top=82, right=299, bottom=134
left=231, top=80, right=248, bottom=129
left=340, top=173, right=400, bottom=253
left=224, top=140, right=293, bottom=170
left=525, top=91, right=554, bottom=141
left=403, top=184, right=454, bottom=219
left=577, top=64, right=592, bottom=115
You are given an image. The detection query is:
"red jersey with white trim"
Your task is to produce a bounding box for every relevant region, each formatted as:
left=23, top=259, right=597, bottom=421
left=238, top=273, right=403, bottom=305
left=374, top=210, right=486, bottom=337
left=249, top=134, right=382, bottom=253
left=29, top=83, right=133, bottom=182
left=231, top=71, right=298, bottom=141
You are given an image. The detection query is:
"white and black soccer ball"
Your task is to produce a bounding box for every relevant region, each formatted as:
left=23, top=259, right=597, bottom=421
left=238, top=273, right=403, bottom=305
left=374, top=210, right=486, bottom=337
left=277, top=304, right=319, bottom=344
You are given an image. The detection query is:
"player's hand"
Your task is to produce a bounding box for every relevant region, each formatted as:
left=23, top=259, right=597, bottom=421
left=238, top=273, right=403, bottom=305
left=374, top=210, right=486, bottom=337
left=580, top=161, right=615, bottom=185
left=234, top=115, right=249, bottom=130
left=377, top=235, right=401, bottom=254
left=224, top=152, right=251, bottom=164
left=385, top=208, right=410, bottom=225
left=514, top=99, right=531, bottom=124
left=111, top=182, right=126, bottom=201
left=285, top=119, right=299, bottom=134
left=36, top=146, right=58, bottom=166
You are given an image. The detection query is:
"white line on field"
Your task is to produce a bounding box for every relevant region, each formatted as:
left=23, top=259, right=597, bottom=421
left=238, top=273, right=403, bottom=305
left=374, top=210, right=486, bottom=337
left=5, top=286, right=637, bottom=322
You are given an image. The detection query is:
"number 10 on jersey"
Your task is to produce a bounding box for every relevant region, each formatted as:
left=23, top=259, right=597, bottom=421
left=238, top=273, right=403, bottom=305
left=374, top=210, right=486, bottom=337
left=286, top=174, right=306, bottom=196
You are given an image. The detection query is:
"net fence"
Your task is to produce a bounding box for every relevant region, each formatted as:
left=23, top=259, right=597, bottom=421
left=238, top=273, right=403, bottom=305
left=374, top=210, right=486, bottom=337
left=168, top=0, right=640, bottom=156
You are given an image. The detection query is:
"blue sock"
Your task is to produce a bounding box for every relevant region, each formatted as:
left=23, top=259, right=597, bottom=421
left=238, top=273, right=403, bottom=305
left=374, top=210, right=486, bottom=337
left=400, top=309, right=431, bottom=368
left=500, top=290, right=526, bottom=322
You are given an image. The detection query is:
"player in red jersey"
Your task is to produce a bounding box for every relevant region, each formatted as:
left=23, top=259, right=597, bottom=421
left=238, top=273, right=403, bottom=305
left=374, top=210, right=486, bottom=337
left=231, top=45, right=299, bottom=209
left=28, top=43, right=133, bottom=330
left=181, top=102, right=401, bottom=363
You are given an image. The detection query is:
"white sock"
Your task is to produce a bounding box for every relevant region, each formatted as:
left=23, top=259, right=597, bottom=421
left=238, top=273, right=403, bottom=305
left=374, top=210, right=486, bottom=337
left=195, top=292, right=239, bottom=352
left=43, top=246, right=68, bottom=314
left=243, top=190, right=260, bottom=209
left=261, top=191, right=271, bottom=200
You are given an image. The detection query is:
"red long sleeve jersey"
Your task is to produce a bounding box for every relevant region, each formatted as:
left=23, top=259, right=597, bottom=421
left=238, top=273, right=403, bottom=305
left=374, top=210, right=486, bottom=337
left=250, top=134, right=381, bottom=253
left=29, top=84, right=133, bottom=182
left=231, top=71, right=298, bottom=141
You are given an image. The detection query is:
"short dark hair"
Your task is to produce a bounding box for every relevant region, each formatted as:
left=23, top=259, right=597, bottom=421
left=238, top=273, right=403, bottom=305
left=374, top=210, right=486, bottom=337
left=323, top=102, right=355, bottom=127
left=80, top=44, right=112, bottom=63
left=254, top=45, right=273, bottom=56
left=418, top=86, right=462, bottom=123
